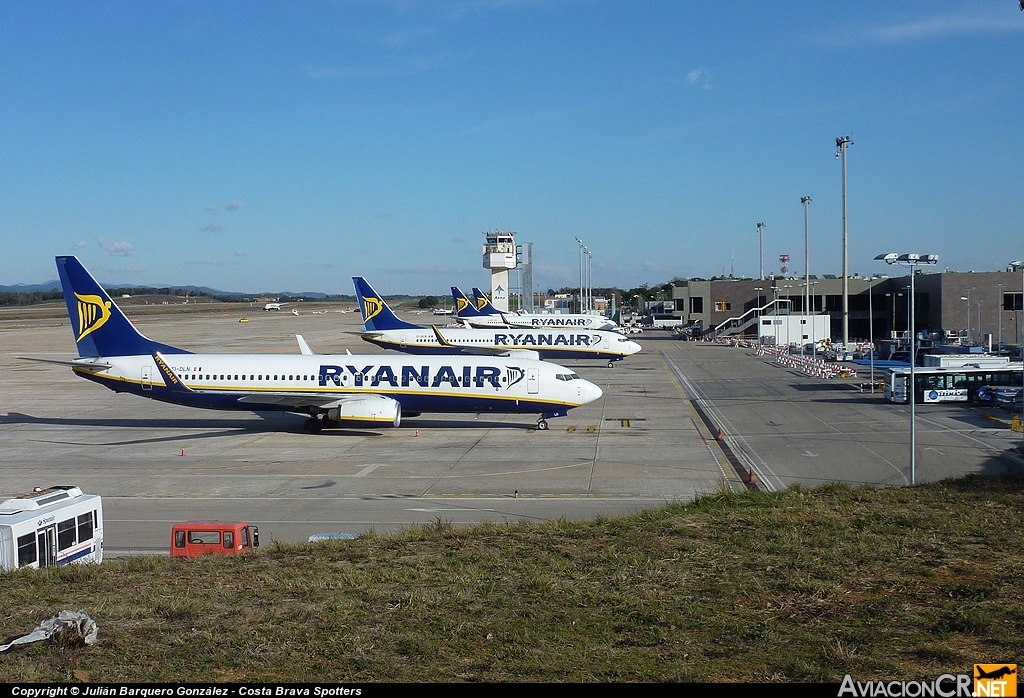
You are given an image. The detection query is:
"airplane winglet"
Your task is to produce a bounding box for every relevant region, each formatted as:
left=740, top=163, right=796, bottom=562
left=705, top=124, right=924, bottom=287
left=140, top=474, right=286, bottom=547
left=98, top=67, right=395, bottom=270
left=153, top=353, right=196, bottom=392
left=296, top=335, right=315, bottom=355
left=431, top=326, right=455, bottom=347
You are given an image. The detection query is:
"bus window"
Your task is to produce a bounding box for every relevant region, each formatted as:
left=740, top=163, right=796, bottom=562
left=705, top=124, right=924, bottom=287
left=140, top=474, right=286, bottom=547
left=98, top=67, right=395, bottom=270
left=223, top=531, right=234, bottom=549
left=17, top=533, right=37, bottom=567
left=57, top=518, right=77, bottom=550
left=175, top=531, right=186, bottom=548
left=953, top=374, right=967, bottom=389
left=188, top=531, right=221, bottom=545
left=240, top=527, right=250, bottom=548
left=77, top=513, right=94, bottom=542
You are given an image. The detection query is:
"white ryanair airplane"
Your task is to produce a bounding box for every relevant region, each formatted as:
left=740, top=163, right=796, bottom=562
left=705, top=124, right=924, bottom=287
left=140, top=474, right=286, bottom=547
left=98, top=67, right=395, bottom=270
left=19, top=257, right=603, bottom=432
left=452, top=287, right=619, bottom=331
left=355, top=278, right=641, bottom=368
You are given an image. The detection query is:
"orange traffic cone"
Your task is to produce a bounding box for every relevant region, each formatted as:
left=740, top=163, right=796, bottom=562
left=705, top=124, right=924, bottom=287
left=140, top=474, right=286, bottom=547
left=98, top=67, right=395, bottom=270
left=716, top=428, right=723, bottom=440
left=748, top=467, right=755, bottom=484
left=180, top=448, right=185, bottom=457
left=415, top=429, right=420, bottom=437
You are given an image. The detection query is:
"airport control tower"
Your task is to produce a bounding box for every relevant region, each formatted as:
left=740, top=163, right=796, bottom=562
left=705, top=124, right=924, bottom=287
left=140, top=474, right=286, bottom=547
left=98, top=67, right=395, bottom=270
left=482, top=230, right=516, bottom=311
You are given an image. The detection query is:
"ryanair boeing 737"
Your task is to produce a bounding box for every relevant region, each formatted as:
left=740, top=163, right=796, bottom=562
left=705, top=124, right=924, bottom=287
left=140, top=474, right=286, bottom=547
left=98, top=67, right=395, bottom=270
left=356, top=278, right=641, bottom=367
left=451, top=287, right=618, bottom=331
left=20, top=257, right=603, bottom=432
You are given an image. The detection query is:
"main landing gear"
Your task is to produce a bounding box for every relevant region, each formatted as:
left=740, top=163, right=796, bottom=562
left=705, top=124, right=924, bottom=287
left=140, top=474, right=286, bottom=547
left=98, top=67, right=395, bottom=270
left=536, top=418, right=549, bottom=430
left=303, top=414, right=339, bottom=434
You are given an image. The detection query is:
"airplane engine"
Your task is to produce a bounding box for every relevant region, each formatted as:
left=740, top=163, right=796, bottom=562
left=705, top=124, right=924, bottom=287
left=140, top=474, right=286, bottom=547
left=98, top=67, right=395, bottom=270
left=325, top=394, right=402, bottom=428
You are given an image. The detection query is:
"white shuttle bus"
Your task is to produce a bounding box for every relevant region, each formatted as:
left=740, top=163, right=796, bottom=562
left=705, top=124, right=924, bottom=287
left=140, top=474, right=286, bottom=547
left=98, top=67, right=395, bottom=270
left=0, top=486, right=103, bottom=572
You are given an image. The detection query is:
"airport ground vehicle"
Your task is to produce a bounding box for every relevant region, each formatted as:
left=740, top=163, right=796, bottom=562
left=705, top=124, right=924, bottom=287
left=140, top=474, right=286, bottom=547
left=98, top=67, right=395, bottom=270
left=883, top=365, right=1023, bottom=404
left=0, top=486, right=103, bottom=571
left=170, top=521, right=259, bottom=558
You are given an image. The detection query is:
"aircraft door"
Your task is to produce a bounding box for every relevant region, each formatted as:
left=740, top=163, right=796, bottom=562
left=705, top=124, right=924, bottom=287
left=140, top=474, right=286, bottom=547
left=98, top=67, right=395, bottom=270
left=400, top=334, right=407, bottom=348
left=141, top=364, right=152, bottom=390
left=527, top=368, right=539, bottom=394
left=37, top=525, right=57, bottom=568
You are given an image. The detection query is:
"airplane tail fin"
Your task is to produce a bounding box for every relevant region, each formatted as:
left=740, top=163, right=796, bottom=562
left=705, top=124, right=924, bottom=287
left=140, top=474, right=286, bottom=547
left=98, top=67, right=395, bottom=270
left=55, top=256, right=190, bottom=358
left=352, top=277, right=421, bottom=332
left=471, top=288, right=501, bottom=315
left=451, top=287, right=483, bottom=317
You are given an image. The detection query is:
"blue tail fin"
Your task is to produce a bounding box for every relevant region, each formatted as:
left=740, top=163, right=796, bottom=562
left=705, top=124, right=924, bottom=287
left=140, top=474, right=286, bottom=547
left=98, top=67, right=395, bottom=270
left=451, top=287, right=484, bottom=317
left=471, top=288, right=501, bottom=315
left=352, top=277, right=421, bottom=331
left=56, top=256, right=190, bottom=357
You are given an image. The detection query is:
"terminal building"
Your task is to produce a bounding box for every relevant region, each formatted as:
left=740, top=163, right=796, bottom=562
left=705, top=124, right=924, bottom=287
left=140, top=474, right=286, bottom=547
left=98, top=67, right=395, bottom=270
left=671, top=270, right=1024, bottom=348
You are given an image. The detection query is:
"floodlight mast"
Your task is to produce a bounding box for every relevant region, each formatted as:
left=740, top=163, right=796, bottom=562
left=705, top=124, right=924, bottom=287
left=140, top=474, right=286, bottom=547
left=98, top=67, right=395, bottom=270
left=1010, top=261, right=1024, bottom=442
left=802, top=196, right=811, bottom=322
left=874, top=251, right=938, bottom=486
left=837, top=136, right=853, bottom=349
left=757, top=222, right=766, bottom=280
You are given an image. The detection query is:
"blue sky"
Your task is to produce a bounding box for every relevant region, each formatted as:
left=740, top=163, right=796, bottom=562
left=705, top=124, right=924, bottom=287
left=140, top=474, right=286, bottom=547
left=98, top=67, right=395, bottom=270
left=2, top=1, right=1022, bottom=295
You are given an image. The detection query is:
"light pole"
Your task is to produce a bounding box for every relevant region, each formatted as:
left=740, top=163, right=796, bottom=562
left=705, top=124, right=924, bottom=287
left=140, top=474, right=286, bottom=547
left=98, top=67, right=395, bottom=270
left=754, top=286, right=763, bottom=347
left=756, top=222, right=766, bottom=280
left=876, top=253, right=939, bottom=486
left=802, top=196, right=811, bottom=320
left=837, top=136, right=853, bottom=349
left=585, top=244, right=593, bottom=309
left=961, top=288, right=974, bottom=345
left=575, top=238, right=584, bottom=314
left=977, top=299, right=985, bottom=349
left=1010, top=261, right=1024, bottom=437
left=996, top=283, right=1003, bottom=350
left=800, top=281, right=818, bottom=358
left=868, top=277, right=876, bottom=391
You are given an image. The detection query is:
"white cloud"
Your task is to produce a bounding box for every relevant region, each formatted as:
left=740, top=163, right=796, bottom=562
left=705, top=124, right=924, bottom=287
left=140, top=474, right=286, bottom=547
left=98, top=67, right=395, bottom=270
left=234, top=249, right=246, bottom=257
left=819, top=9, right=1024, bottom=46
left=98, top=237, right=134, bottom=256
left=871, top=12, right=1024, bottom=42
left=205, top=204, right=217, bottom=213
left=684, top=69, right=712, bottom=90
left=73, top=241, right=89, bottom=248
left=225, top=201, right=244, bottom=211
left=202, top=223, right=227, bottom=232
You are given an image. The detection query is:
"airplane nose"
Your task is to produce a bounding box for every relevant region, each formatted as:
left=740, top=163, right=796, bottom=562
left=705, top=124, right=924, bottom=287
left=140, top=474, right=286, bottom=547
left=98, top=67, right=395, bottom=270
left=581, top=380, right=603, bottom=404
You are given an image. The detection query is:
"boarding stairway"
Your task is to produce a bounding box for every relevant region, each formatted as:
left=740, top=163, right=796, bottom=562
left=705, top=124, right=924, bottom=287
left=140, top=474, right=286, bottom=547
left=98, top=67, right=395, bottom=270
left=713, top=299, right=791, bottom=339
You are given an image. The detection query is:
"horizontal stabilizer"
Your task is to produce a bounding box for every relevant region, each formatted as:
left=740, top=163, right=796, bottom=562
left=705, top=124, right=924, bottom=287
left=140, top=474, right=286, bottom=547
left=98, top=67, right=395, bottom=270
left=16, top=356, right=113, bottom=370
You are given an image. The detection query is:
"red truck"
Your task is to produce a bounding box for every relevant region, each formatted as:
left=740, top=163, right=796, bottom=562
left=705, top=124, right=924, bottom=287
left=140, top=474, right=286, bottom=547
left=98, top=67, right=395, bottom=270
left=170, top=521, right=259, bottom=558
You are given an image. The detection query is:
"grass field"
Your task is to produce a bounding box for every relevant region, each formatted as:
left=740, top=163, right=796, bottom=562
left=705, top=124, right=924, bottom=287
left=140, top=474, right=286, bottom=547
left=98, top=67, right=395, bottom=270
left=2, top=475, right=1022, bottom=682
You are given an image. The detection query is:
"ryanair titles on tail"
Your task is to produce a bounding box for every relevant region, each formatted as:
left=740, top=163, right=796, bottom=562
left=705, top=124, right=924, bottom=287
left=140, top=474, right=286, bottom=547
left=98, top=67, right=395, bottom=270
left=318, top=363, right=522, bottom=389
left=493, top=332, right=603, bottom=347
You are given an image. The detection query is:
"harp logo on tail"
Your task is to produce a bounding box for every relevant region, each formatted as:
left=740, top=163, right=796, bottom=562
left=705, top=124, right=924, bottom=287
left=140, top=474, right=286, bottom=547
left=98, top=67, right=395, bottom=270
left=74, top=293, right=112, bottom=342
left=456, top=297, right=470, bottom=314
left=362, top=296, right=384, bottom=322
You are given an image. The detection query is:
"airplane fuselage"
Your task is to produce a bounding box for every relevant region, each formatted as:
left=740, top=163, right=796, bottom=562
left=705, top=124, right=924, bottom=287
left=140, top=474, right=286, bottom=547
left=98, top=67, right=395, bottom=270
left=461, top=313, right=617, bottom=331
left=73, top=353, right=599, bottom=415
left=362, top=327, right=641, bottom=361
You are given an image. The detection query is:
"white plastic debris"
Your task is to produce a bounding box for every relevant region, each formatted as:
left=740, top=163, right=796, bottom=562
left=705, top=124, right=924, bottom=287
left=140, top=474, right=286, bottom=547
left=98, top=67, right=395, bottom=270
left=0, top=610, right=98, bottom=652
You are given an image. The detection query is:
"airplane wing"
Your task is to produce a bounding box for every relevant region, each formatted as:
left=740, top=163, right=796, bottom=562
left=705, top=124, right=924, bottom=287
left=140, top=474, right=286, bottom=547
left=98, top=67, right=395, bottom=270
left=430, top=327, right=539, bottom=360
left=296, top=335, right=315, bottom=355
left=235, top=393, right=369, bottom=409
left=16, top=356, right=114, bottom=370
